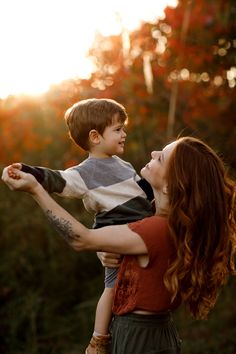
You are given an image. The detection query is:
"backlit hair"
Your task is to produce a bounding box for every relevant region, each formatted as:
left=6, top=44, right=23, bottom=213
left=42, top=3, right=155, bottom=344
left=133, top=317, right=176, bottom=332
left=64, top=98, right=128, bottom=151
left=164, top=137, right=236, bottom=319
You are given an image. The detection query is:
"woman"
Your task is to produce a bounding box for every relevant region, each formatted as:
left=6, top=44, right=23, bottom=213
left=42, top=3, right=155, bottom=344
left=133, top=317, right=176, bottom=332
left=2, top=137, right=236, bottom=354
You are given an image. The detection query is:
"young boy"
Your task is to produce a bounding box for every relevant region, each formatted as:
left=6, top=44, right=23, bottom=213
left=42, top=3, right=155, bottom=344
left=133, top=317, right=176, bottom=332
left=16, top=98, right=153, bottom=354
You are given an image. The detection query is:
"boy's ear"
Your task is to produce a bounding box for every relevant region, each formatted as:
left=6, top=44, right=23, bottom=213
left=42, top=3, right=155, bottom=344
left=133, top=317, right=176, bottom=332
left=89, top=129, right=101, bottom=145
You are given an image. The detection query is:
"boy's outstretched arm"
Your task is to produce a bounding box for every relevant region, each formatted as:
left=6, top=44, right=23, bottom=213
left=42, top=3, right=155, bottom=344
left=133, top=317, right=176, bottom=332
left=20, top=163, right=66, bottom=194
left=10, top=162, right=66, bottom=193
left=2, top=165, right=87, bottom=246
left=2, top=166, right=147, bottom=255
left=20, top=163, right=87, bottom=199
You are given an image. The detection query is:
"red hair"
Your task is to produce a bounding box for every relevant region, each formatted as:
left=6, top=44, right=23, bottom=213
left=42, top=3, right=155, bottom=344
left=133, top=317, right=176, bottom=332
left=164, top=137, right=236, bottom=319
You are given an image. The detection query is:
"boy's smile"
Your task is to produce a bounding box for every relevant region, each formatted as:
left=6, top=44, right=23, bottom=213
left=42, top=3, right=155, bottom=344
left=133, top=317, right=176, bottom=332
left=100, top=121, right=127, bottom=156
left=90, top=115, right=127, bottom=158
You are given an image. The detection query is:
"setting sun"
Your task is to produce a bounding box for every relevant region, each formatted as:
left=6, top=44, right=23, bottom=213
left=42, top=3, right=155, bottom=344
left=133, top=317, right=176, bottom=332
left=0, top=0, right=177, bottom=99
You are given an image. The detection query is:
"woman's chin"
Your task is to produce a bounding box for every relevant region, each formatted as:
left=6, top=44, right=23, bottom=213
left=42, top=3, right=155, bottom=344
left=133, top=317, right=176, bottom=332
left=140, top=167, right=147, bottom=178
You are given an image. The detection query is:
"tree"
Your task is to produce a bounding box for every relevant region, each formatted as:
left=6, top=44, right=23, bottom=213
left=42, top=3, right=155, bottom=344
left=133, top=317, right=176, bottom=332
left=87, top=0, right=236, bottom=169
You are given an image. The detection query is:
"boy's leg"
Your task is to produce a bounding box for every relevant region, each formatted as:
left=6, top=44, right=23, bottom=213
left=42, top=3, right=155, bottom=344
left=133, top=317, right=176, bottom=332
left=85, top=287, right=114, bottom=354
left=94, top=286, right=114, bottom=334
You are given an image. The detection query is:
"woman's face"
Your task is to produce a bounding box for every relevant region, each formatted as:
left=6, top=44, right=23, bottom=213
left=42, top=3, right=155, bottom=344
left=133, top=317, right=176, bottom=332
left=141, top=141, right=177, bottom=191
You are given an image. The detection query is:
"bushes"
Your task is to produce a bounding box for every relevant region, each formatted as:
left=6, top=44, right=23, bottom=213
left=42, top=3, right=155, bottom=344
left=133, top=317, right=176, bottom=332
left=0, top=186, right=103, bottom=353
left=175, top=276, right=236, bottom=354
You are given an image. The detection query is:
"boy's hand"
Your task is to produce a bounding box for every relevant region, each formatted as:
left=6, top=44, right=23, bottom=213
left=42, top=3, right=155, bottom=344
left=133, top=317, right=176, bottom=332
left=9, top=162, right=22, bottom=171
left=97, top=252, right=122, bottom=268
left=2, top=165, right=38, bottom=194
left=6, top=163, right=22, bottom=180
left=7, top=162, right=22, bottom=179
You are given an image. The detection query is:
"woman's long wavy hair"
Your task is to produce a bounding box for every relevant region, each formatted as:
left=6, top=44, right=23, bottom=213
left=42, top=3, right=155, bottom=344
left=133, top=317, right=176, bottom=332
left=164, top=137, right=236, bottom=319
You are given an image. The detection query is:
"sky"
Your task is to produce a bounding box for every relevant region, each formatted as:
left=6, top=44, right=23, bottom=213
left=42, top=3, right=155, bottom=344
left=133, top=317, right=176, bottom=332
left=0, top=0, right=177, bottom=98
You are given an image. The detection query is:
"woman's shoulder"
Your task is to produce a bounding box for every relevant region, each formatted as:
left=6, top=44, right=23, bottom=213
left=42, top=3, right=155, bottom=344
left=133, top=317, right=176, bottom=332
left=128, top=216, right=170, bottom=255
left=129, top=215, right=168, bottom=233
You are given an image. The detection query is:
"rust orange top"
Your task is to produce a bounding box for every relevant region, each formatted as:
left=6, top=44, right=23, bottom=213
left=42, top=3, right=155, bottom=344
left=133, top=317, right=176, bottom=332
left=112, top=216, right=181, bottom=315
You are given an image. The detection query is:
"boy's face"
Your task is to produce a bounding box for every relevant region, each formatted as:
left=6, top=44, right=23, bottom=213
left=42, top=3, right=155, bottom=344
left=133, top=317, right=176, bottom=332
left=98, top=114, right=127, bottom=157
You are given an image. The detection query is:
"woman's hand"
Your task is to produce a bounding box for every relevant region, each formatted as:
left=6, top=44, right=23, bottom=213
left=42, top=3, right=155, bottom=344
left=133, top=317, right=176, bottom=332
left=1, top=165, right=39, bottom=194
left=97, top=252, right=122, bottom=268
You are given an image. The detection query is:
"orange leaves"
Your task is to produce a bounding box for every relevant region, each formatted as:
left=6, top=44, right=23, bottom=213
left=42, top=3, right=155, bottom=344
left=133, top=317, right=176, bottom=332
left=0, top=0, right=235, bottom=171
left=0, top=96, right=66, bottom=165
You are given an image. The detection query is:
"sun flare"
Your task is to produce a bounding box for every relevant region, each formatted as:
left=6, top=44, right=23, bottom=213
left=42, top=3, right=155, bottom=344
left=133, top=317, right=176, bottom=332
left=0, top=0, right=177, bottom=99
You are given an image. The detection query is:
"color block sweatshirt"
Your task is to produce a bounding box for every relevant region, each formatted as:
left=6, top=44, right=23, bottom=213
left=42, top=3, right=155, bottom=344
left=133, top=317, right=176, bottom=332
left=22, top=155, right=153, bottom=228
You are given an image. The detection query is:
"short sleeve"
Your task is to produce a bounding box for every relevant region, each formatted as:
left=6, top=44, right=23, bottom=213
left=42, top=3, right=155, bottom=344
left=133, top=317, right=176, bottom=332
left=128, top=216, right=170, bottom=262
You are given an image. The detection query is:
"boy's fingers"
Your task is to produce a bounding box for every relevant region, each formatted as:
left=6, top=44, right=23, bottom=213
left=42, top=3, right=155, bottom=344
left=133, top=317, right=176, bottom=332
left=101, top=252, right=121, bottom=259
left=11, top=163, right=22, bottom=170
left=7, top=167, right=23, bottom=180
left=97, top=252, right=122, bottom=267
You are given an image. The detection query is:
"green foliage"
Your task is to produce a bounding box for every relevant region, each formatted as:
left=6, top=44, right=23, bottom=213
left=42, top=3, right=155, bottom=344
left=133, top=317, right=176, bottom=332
left=0, top=184, right=103, bottom=353
left=174, top=276, right=236, bottom=354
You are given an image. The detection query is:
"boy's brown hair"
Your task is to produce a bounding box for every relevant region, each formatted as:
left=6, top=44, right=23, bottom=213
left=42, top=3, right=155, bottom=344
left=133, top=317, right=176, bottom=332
left=64, top=98, right=128, bottom=151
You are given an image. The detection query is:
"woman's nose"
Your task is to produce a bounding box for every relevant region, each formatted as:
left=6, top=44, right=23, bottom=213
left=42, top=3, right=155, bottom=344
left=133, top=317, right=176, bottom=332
left=151, top=151, right=158, bottom=158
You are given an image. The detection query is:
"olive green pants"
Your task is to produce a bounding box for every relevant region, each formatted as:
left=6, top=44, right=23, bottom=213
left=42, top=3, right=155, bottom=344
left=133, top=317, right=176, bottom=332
left=110, top=312, right=182, bottom=354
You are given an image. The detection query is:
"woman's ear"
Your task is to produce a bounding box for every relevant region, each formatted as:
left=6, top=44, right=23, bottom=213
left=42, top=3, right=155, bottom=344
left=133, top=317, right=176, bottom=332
left=89, top=129, right=100, bottom=145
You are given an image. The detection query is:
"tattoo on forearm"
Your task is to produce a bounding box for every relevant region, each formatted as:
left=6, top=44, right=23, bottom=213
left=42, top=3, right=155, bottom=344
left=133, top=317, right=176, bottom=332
left=45, top=210, right=80, bottom=244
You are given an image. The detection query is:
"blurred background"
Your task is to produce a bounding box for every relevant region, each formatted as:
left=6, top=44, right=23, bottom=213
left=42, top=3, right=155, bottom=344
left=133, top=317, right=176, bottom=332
left=0, top=0, right=235, bottom=353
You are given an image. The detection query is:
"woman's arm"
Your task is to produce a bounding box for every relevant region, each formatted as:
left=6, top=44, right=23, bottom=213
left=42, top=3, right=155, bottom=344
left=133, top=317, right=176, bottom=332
left=2, top=166, right=147, bottom=255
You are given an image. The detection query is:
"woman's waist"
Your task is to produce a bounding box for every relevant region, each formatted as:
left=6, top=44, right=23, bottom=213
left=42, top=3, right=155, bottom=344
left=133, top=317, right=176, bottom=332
left=132, top=310, right=161, bottom=315
left=113, top=310, right=172, bottom=324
